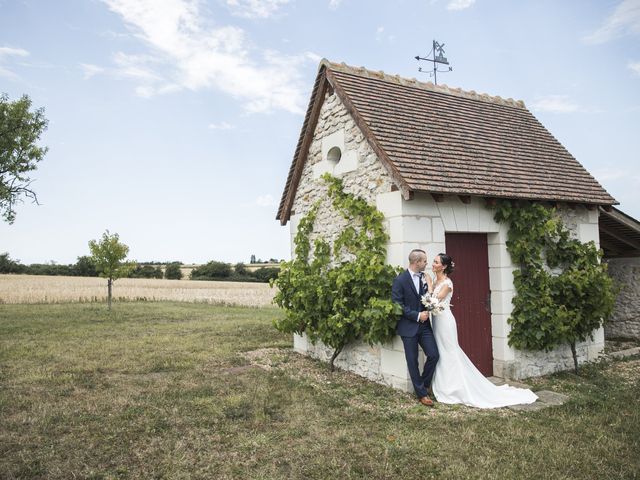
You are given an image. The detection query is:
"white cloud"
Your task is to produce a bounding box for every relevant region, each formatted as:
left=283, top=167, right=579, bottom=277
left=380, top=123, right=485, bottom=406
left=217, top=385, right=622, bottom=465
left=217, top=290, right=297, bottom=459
left=80, top=63, right=105, bottom=79
left=447, top=0, right=476, bottom=11
left=529, top=95, right=582, bottom=114
left=112, top=52, right=163, bottom=82
left=305, top=51, right=323, bottom=63
left=0, top=46, right=29, bottom=79
left=329, top=0, right=343, bottom=10
left=255, top=194, right=277, bottom=207
left=100, top=0, right=310, bottom=113
left=0, top=46, right=29, bottom=58
left=225, top=0, right=291, bottom=19
left=584, top=0, right=640, bottom=44
left=208, top=121, right=235, bottom=130
left=629, top=61, right=640, bottom=76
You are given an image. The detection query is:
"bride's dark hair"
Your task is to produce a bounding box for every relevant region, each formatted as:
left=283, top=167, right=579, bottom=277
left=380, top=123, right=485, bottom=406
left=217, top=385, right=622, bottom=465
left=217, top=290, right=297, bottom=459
left=437, top=253, right=455, bottom=275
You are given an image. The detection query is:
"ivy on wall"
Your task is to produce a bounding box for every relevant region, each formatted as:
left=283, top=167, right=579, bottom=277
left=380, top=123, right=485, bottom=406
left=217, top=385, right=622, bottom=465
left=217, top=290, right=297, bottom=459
left=272, top=173, right=402, bottom=370
left=493, top=200, right=617, bottom=373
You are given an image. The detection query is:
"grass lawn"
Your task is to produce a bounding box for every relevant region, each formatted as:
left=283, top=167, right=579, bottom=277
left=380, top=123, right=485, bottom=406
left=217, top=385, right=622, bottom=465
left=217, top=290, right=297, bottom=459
left=1, top=302, right=638, bottom=479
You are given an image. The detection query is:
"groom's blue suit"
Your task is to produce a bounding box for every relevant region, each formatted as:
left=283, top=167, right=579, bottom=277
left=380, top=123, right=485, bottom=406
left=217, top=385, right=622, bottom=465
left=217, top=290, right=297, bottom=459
left=392, top=269, right=439, bottom=398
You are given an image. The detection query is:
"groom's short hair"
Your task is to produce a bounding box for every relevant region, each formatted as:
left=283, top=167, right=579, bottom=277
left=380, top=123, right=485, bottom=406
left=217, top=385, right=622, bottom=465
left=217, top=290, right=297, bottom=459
left=408, top=249, right=427, bottom=264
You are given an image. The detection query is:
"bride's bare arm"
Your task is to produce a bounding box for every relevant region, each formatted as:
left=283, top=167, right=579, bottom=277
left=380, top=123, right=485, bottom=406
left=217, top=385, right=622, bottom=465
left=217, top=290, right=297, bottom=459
left=424, top=274, right=433, bottom=293
left=434, top=284, right=452, bottom=301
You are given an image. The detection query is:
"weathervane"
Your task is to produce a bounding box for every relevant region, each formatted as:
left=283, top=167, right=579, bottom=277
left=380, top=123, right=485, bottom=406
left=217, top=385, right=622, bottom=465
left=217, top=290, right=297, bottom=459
left=415, top=40, right=453, bottom=85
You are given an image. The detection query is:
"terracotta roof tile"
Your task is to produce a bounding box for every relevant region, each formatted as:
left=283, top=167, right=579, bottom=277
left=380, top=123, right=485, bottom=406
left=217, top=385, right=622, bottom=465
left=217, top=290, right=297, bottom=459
left=277, top=60, right=616, bottom=223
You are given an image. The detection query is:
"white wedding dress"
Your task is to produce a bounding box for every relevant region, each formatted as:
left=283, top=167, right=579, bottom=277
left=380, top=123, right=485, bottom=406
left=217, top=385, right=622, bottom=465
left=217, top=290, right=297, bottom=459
left=431, top=278, right=538, bottom=409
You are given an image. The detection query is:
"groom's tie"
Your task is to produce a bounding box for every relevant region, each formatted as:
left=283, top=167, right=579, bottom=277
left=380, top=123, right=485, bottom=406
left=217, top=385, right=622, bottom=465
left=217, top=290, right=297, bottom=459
left=414, top=273, right=423, bottom=295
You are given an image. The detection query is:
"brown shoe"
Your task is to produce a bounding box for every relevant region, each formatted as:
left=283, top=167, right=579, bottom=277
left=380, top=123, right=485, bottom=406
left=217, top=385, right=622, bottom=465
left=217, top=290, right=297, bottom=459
left=419, top=396, right=434, bottom=407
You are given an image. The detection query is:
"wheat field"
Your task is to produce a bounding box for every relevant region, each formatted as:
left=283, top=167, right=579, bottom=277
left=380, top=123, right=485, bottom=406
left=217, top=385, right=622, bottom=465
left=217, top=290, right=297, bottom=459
left=0, top=274, right=276, bottom=306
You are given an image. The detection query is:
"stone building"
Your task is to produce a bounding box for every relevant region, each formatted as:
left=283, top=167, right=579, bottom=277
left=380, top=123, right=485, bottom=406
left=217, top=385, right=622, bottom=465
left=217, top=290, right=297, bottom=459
left=600, top=207, right=640, bottom=340
left=276, top=59, right=636, bottom=391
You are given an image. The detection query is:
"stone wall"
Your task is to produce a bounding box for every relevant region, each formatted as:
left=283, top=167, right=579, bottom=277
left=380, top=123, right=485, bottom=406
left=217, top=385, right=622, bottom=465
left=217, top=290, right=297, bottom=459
left=605, top=257, right=640, bottom=340
left=501, top=205, right=604, bottom=379
left=289, top=90, right=394, bottom=259
left=287, top=90, right=606, bottom=390
left=288, top=90, right=413, bottom=390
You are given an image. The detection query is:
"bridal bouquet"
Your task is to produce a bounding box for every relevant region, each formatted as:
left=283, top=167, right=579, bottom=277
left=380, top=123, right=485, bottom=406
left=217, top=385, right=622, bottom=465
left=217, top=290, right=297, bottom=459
left=420, top=293, right=445, bottom=314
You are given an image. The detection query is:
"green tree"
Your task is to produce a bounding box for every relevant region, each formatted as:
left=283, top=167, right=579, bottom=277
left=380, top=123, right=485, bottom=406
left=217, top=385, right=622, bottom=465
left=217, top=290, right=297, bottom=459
left=493, top=201, right=617, bottom=374
left=190, top=261, right=231, bottom=280
left=0, top=252, right=25, bottom=273
left=129, top=264, right=163, bottom=279
left=253, top=266, right=280, bottom=283
left=273, top=175, right=402, bottom=371
left=72, top=255, right=97, bottom=277
left=234, top=262, right=248, bottom=276
left=88, top=231, right=135, bottom=310
left=164, top=262, right=183, bottom=280
left=0, top=93, right=48, bottom=223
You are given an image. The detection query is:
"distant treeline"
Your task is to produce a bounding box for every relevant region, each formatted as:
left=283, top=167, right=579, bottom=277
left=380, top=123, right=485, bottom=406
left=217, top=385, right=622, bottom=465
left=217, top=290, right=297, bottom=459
left=0, top=253, right=280, bottom=283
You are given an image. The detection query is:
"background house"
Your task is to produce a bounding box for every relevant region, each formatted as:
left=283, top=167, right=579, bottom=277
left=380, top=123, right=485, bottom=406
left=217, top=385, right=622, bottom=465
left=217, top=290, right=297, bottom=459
left=277, top=59, right=633, bottom=391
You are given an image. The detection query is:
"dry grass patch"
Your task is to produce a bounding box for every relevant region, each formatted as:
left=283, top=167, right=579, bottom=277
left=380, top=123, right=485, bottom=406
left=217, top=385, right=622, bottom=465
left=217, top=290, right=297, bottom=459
left=1, top=303, right=639, bottom=479
left=0, top=274, right=275, bottom=306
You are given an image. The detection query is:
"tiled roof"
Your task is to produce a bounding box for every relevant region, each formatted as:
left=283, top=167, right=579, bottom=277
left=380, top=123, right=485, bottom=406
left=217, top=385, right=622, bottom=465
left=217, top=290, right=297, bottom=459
left=599, top=207, right=640, bottom=258
left=277, top=60, right=617, bottom=223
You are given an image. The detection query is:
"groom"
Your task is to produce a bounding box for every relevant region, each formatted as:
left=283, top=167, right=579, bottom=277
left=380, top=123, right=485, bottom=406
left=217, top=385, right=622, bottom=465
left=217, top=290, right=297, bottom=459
left=392, top=249, right=439, bottom=406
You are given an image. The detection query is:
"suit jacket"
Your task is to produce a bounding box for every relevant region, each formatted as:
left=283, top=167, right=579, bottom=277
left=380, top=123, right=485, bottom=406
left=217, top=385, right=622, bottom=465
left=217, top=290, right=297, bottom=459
left=392, top=269, right=425, bottom=337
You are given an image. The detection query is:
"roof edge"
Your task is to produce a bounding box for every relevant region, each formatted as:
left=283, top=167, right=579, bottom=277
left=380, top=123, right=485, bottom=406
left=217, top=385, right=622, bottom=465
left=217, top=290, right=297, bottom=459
left=320, top=58, right=526, bottom=109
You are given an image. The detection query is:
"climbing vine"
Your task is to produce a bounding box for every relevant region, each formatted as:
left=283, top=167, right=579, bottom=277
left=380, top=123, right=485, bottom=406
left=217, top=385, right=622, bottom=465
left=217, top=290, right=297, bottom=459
left=272, top=173, right=402, bottom=370
left=493, top=200, right=617, bottom=373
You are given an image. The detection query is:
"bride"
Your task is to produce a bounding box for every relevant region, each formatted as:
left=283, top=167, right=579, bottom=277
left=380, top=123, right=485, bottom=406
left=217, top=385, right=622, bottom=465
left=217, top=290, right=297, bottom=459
left=428, top=253, right=538, bottom=408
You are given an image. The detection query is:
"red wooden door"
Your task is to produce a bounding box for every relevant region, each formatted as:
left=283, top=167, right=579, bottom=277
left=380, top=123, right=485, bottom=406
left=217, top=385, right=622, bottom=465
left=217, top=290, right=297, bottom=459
left=444, top=233, right=493, bottom=376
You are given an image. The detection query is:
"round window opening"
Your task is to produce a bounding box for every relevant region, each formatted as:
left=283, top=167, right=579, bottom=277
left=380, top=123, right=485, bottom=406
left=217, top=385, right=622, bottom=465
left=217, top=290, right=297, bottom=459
left=327, top=146, right=342, bottom=165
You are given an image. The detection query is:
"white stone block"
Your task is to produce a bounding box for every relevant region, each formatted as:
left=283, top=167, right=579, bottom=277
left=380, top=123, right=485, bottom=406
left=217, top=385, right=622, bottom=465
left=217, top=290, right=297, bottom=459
left=380, top=347, right=409, bottom=377
left=402, top=217, right=432, bottom=242
left=391, top=335, right=405, bottom=352
left=451, top=204, right=469, bottom=231
left=490, top=290, right=514, bottom=315
left=487, top=223, right=509, bottom=245
left=478, top=204, right=500, bottom=232
left=578, top=223, right=600, bottom=246
left=492, top=336, right=515, bottom=361
left=386, top=243, right=406, bottom=268
left=382, top=374, right=413, bottom=392
left=426, top=243, right=446, bottom=262
left=289, top=213, right=301, bottom=236
left=432, top=218, right=446, bottom=243
left=402, top=193, right=440, bottom=216
left=466, top=204, right=480, bottom=232
left=333, top=150, right=359, bottom=176
left=321, top=129, right=345, bottom=160
left=437, top=204, right=457, bottom=231
left=591, top=327, right=605, bottom=345
left=489, top=266, right=516, bottom=292
left=376, top=191, right=403, bottom=218
left=588, top=209, right=599, bottom=224
left=491, top=313, right=511, bottom=338
left=312, top=160, right=333, bottom=179
left=293, top=333, right=308, bottom=353
left=387, top=217, right=404, bottom=243
left=587, top=343, right=604, bottom=360
left=488, top=243, right=513, bottom=268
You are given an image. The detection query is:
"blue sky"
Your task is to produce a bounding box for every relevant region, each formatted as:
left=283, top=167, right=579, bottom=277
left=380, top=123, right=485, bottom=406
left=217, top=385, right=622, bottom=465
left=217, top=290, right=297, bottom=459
left=1, top=0, right=638, bottom=265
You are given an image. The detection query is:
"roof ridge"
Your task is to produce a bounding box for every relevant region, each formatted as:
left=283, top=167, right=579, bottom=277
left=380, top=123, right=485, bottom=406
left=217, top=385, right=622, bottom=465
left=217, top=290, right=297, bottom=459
left=320, top=58, right=526, bottom=109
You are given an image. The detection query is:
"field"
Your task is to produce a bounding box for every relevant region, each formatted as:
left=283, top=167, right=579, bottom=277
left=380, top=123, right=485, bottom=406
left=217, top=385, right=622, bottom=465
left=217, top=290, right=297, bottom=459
left=1, top=302, right=639, bottom=479
left=0, top=274, right=275, bottom=306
